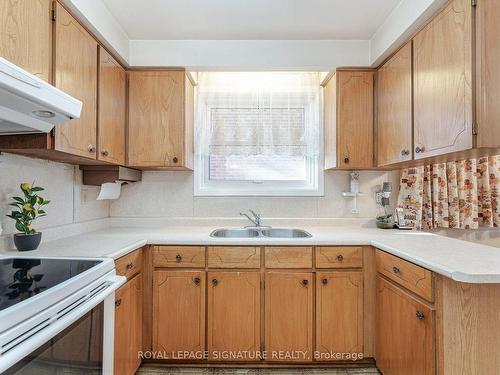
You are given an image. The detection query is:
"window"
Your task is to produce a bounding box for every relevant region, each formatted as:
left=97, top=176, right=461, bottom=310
left=194, top=72, right=323, bottom=196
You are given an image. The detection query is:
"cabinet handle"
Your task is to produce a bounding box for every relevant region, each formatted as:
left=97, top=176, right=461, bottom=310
left=175, top=254, right=182, bottom=263
left=211, top=278, right=218, bottom=286
left=301, top=279, right=309, bottom=286
left=416, top=311, right=425, bottom=320
left=126, top=262, right=134, bottom=270
left=343, top=157, right=350, bottom=164
left=337, top=254, right=344, bottom=262
left=101, top=149, right=109, bottom=157
left=193, top=276, right=201, bottom=286
left=88, top=144, right=96, bottom=153
left=115, top=299, right=122, bottom=307
left=392, top=266, right=400, bottom=274
left=415, top=146, right=425, bottom=154
left=400, top=149, right=410, bottom=156
left=172, top=156, right=179, bottom=163
left=322, top=278, right=328, bottom=285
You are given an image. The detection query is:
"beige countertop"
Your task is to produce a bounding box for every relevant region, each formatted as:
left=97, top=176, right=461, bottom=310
left=1, top=223, right=500, bottom=284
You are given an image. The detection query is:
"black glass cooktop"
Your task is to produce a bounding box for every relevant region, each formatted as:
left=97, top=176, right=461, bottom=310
left=0, top=258, right=101, bottom=311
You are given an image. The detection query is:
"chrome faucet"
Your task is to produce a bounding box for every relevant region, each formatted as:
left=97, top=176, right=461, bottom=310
left=240, top=209, right=264, bottom=227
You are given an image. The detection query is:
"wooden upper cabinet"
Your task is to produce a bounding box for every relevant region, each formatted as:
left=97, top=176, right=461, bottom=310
left=265, top=272, right=313, bottom=361
left=153, top=271, right=205, bottom=355
left=324, top=70, right=374, bottom=169
left=376, top=42, right=413, bottom=166
left=98, top=47, right=126, bottom=165
left=208, top=271, right=260, bottom=360
left=413, top=0, right=472, bottom=159
left=475, top=0, right=500, bottom=148
left=316, top=271, right=363, bottom=358
left=0, top=0, right=52, bottom=82
left=128, top=71, right=194, bottom=169
left=54, top=2, right=98, bottom=159
left=376, top=276, right=435, bottom=375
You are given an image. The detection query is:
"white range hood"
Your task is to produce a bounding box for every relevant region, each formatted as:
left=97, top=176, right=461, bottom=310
left=0, top=57, right=82, bottom=135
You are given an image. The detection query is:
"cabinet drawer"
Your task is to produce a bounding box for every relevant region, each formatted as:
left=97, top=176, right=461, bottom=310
left=265, top=247, right=313, bottom=268
left=115, top=249, right=142, bottom=279
left=375, top=249, right=434, bottom=302
left=208, top=247, right=260, bottom=268
left=154, top=246, right=205, bottom=268
left=315, top=247, right=363, bottom=268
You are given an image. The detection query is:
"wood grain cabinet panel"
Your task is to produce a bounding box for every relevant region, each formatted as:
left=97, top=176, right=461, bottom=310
left=208, top=246, right=260, bottom=268
left=376, top=42, right=413, bottom=166
left=375, top=249, right=434, bottom=302
left=413, top=0, right=472, bottom=159
left=316, top=271, right=363, bottom=359
left=153, top=246, right=205, bottom=268
left=153, top=271, right=205, bottom=356
left=0, top=0, right=52, bottom=82
left=265, top=247, right=312, bottom=268
left=54, top=2, right=98, bottom=159
left=323, top=70, right=374, bottom=169
left=376, top=276, right=435, bottom=375
left=128, top=71, right=194, bottom=169
left=475, top=0, right=500, bottom=148
left=315, top=246, right=363, bottom=268
left=114, top=274, right=143, bottom=375
left=98, top=47, right=126, bottom=165
left=208, top=271, right=261, bottom=360
left=265, top=272, right=313, bottom=361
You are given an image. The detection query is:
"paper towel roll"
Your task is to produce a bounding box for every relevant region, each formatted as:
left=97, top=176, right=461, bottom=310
left=97, top=182, right=124, bottom=200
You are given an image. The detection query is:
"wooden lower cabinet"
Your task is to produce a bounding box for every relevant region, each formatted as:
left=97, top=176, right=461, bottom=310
left=264, top=272, right=313, bottom=362
left=316, top=271, right=363, bottom=360
left=207, top=271, right=261, bottom=361
left=376, top=276, right=435, bottom=375
left=152, top=271, right=205, bottom=356
left=114, top=273, right=143, bottom=375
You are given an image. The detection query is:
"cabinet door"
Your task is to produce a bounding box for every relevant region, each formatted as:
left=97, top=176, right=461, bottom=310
left=114, top=274, right=143, bottom=375
left=376, top=276, right=435, bottom=375
left=208, top=271, right=260, bottom=360
left=0, top=0, right=52, bottom=82
left=316, top=271, right=363, bottom=359
left=413, top=0, right=472, bottom=159
left=377, top=43, right=413, bottom=166
left=54, top=2, right=98, bottom=158
left=128, top=71, right=186, bottom=168
left=153, top=271, right=205, bottom=356
left=265, top=272, right=313, bottom=362
left=476, top=0, right=500, bottom=148
left=337, top=70, right=374, bottom=169
left=98, top=47, right=126, bottom=165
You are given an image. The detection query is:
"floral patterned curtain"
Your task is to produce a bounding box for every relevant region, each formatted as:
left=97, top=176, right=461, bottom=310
left=398, top=155, right=500, bottom=230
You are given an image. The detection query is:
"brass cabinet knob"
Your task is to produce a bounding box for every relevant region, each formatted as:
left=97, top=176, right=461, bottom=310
left=337, top=254, right=344, bottom=262
left=401, top=149, right=410, bottom=156
left=126, top=262, right=134, bottom=270
left=115, top=299, right=122, bottom=307
left=172, top=156, right=179, bottom=163
left=301, top=279, right=309, bottom=286
left=344, top=157, right=350, bottom=164
left=175, top=254, right=182, bottom=263
left=88, top=144, right=96, bottom=153
left=101, top=149, right=109, bottom=156
left=392, top=266, right=400, bottom=274
left=415, top=146, right=425, bottom=154
left=212, top=278, right=218, bottom=286
left=416, top=311, right=425, bottom=320
left=322, top=278, right=328, bottom=285
left=193, top=276, right=201, bottom=286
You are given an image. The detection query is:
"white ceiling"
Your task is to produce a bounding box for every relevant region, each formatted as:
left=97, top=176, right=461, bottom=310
left=102, top=0, right=402, bottom=40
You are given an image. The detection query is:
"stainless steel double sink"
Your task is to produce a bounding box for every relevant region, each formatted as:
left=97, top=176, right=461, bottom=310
left=210, top=228, right=312, bottom=238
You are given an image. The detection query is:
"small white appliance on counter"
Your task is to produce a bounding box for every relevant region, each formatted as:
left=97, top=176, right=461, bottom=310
left=0, top=256, right=125, bottom=374
left=0, top=57, right=82, bottom=135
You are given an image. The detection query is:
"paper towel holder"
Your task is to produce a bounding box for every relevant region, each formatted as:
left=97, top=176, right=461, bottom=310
left=80, top=165, right=142, bottom=186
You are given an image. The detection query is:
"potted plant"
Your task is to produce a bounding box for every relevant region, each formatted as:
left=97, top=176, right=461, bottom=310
left=6, top=183, right=50, bottom=251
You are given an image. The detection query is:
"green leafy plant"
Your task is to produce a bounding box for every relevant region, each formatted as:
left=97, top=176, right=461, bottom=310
left=6, top=183, right=50, bottom=234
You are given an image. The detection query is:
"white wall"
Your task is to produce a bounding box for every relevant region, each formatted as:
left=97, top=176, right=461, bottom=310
left=111, top=170, right=400, bottom=219
left=0, top=153, right=110, bottom=236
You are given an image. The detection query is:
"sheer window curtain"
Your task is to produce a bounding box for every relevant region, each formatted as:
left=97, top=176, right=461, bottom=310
left=398, top=155, right=500, bottom=229
left=194, top=72, right=322, bottom=194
